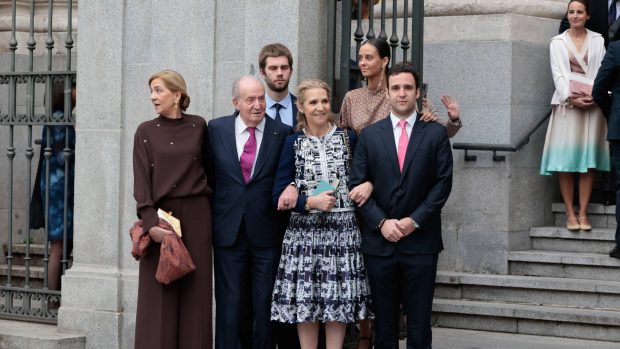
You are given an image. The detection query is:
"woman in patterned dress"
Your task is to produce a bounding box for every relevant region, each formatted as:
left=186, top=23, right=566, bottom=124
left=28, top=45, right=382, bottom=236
left=30, top=80, right=76, bottom=293
left=271, top=80, right=373, bottom=349
left=541, top=0, right=610, bottom=231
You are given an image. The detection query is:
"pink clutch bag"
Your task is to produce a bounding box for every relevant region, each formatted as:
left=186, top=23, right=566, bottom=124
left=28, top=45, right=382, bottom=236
left=568, top=74, right=593, bottom=99
left=569, top=79, right=592, bottom=99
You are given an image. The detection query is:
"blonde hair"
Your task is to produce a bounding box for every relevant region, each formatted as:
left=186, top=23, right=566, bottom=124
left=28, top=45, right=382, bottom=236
left=295, top=79, right=336, bottom=131
left=148, top=70, right=191, bottom=111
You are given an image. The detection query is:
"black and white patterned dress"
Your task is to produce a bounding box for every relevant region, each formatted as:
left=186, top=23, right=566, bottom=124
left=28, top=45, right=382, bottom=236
left=271, top=125, right=373, bottom=323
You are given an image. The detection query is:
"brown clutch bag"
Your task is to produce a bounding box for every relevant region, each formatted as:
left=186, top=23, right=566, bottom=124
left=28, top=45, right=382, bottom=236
left=129, top=213, right=195, bottom=285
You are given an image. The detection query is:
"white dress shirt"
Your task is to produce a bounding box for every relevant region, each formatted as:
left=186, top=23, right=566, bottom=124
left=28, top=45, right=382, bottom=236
left=389, top=111, right=417, bottom=151
left=235, top=116, right=265, bottom=177
left=265, top=92, right=294, bottom=126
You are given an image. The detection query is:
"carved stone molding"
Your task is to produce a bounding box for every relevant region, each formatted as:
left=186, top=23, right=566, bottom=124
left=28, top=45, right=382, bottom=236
left=376, top=0, right=566, bottom=20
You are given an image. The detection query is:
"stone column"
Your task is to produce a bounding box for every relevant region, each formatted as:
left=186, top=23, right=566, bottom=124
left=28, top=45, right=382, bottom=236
left=57, top=1, right=216, bottom=348
left=212, top=0, right=327, bottom=117
left=415, top=0, right=566, bottom=273
left=58, top=1, right=327, bottom=348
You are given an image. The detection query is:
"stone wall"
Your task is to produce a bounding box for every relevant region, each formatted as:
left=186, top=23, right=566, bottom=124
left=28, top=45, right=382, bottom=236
left=0, top=0, right=572, bottom=346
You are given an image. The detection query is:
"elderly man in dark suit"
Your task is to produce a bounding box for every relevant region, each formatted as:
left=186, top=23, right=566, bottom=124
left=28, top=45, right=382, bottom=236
left=349, top=61, right=453, bottom=349
left=560, top=0, right=620, bottom=47
left=209, top=75, right=292, bottom=349
left=259, top=43, right=298, bottom=128
left=593, top=40, right=620, bottom=259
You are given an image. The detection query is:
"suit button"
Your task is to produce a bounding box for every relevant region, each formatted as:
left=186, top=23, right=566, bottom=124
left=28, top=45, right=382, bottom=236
left=240, top=202, right=245, bottom=208
left=398, top=188, right=405, bottom=195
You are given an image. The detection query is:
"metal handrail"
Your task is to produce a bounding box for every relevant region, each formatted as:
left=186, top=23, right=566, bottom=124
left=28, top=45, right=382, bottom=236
left=452, top=108, right=552, bottom=161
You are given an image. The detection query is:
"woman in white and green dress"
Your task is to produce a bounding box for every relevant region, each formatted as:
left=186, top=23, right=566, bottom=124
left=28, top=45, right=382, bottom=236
left=541, top=0, right=610, bottom=231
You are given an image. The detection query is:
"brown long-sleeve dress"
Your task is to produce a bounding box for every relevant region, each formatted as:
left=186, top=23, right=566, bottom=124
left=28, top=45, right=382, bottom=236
left=133, top=113, right=213, bottom=349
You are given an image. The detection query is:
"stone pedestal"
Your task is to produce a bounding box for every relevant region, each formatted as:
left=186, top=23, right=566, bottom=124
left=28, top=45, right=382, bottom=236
left=419, top=6, right=563, bottom=273
left=57, top=1, right=326, bottom=348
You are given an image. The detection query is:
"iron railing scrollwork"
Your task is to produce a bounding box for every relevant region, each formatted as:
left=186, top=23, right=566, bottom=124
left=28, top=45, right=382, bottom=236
left=1, top=0, right=76, bottom=324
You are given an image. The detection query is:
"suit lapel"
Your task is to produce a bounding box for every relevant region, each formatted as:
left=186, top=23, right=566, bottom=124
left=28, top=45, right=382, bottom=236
left=251, top=116, right=278, bottom=182
left=379, top=118, right=400, bottom=176
left=291, top=94, right=298, bottom=128
left=400, top=119, right=427, bottom=183
left=223, top=116, right=245, bottom=184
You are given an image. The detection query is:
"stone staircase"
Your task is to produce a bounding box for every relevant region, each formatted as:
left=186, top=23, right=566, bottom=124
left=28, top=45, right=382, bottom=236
left=0, top=244, right=84, bottom=348
left=1, top=243, right=49, bottom=288
left=432, top=203, right=620, bottom=342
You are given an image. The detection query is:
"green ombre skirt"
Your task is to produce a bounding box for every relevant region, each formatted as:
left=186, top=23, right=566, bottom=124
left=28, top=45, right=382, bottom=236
left=540, top=104, right=610, bottom=175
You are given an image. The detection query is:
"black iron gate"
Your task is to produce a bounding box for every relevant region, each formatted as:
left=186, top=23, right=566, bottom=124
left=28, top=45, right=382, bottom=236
left=0, top=0, right=76, bottom=323
left=326, top=1, right=424, bottom=346
left=327, top=0, right=424, bottom=111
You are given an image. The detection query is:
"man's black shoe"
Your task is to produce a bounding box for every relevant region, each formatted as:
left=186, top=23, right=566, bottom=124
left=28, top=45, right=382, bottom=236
left=610, top=246, right=620, bottom=259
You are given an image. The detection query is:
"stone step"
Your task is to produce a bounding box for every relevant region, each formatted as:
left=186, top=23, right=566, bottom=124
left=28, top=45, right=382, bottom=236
left=553, top=203, right=617, bottom=229
left=530, top=226, right=616, bottom=254
left=0, top=264, right=46, bottom=288
left=435, top=271, right=620, bottom=310
left=432, top=299, right=620, bottom=342
left=0, top=319, right=84, bottom=349
left=508, top=250, right=620, bottom=281
left=3, top=243, right=49, bottom=267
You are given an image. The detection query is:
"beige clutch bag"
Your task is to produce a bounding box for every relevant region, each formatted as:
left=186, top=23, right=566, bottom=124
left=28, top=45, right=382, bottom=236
left=157, top=209, right=182, bottom=237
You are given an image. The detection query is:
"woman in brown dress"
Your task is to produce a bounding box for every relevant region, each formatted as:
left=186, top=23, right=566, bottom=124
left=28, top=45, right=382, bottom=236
left=133, top=70, right=213, bottom=349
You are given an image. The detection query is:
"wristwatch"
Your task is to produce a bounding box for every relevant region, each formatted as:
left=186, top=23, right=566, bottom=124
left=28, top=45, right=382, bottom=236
left=412, top=219, right=420, bottom=230
left=377, top=218, right=386, bottom=230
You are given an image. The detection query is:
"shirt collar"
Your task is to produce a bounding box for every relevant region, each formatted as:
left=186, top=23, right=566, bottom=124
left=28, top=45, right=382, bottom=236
left=389, top=111, right=417, bottom=129
left=235, top=114, right=266, bottom=136
left=266, top=92, right=292, bottom=110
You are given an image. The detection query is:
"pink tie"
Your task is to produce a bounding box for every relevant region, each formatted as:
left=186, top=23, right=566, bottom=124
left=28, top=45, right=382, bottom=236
left=397, top=120, right=408, bottom=172
left=240, top=127, right=257, bottom=183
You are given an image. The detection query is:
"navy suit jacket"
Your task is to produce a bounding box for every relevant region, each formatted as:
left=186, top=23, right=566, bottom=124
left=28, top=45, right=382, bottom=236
left=208, top=114, right=292, bottom=247
left=290, top=94, right=298, bottom=128
left=349, top=116, right=453, bottom=256
left=594, top=40, right=620, bottom=141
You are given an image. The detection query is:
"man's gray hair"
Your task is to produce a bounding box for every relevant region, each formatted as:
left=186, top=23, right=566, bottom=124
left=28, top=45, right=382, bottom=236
left=232, top=75, right=263, bottom=99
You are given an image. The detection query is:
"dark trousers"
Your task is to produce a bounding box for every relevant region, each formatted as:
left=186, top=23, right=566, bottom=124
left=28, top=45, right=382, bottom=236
left=611, top=142, right=620, bottom=245
left=214, top=224, right=281, bottom=349
left=365, top=251, right=438, bottom=349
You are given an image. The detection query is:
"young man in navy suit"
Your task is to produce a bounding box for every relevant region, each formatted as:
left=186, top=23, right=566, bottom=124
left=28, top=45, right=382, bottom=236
left=259, top=43, right=298, bottom=128
left=208, top=76, right=292, bottom=349
left=350, top=62, right=453, bottom=348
